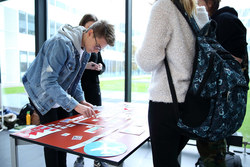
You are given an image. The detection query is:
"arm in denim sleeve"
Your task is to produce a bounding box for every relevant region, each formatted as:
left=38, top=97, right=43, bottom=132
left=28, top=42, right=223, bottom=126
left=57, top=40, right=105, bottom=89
left=40, top=38, right=79, bottom=112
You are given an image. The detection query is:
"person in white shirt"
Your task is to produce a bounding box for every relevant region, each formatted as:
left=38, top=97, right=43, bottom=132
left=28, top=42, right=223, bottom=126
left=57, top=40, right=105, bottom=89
left=135, top=0, right=209, bottom=166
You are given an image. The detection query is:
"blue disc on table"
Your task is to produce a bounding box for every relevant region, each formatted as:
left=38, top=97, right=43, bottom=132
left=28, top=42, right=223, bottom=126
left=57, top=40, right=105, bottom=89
left=84, top=140, right=127, bottom=157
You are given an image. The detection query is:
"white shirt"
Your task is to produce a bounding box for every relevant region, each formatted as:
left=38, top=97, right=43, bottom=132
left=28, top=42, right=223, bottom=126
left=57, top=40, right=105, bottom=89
left=135, top=0, right=209, bottom=103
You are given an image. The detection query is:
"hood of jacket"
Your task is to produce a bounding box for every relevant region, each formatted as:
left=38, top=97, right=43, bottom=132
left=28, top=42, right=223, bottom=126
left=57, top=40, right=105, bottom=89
left=58, top=24, right=86, bottom=55
left=211, top=6, right=247, bottom=60
left=212, top=6, right=238, bottom=18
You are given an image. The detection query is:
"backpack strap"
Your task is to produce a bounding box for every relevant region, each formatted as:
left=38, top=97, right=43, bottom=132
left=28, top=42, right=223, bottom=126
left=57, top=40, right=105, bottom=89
left=173, top=0, right=200, bottom=35
left=164, top=50, right=180, bottom=121
left=164, top=1, right=202, bottom=121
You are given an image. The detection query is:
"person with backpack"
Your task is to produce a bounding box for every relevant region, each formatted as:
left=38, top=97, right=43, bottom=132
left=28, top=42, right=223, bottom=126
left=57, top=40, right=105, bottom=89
left=22, top=20, right=115, bottom=167
left=135, top=0, right=209, bottom=166
left=196, top=0, right=248, bottom=166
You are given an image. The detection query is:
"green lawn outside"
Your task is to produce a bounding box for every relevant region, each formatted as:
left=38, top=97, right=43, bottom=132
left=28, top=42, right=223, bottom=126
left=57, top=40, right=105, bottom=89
left=100, top=76, right=150, bottom=92
left=100, top=79, right=125, bottom=91
left=2, top=76, right=250, bottom=147
left=238, top=90, right=250, bottom=143
left=2, top=86, right=26, bottom=94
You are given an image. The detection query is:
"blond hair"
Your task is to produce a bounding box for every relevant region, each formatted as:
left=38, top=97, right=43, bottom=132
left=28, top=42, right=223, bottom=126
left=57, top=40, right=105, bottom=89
left=172, top=0, right=196, bottom=16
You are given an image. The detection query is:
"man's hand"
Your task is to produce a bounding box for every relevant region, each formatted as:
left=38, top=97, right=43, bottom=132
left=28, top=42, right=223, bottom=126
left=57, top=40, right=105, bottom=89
left=80, top=101, right=93, bottom=108
left=74, top=103, right=96, bottom=118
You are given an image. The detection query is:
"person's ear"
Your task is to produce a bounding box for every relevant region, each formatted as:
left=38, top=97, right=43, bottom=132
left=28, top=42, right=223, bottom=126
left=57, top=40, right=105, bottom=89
left=87, top=29, right=94, bottom=37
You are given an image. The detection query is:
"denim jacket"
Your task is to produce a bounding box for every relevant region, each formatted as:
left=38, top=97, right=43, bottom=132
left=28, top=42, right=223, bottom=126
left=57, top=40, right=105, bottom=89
left=22, top=28, right=90, bottom=115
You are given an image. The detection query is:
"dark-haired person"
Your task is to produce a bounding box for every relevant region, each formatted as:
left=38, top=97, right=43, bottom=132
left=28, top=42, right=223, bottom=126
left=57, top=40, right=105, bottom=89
left=197, top=0, right=248, bottom=166
left=135, top=0, right=209, bottom=166
left=80, top=14, right=105, bottom=107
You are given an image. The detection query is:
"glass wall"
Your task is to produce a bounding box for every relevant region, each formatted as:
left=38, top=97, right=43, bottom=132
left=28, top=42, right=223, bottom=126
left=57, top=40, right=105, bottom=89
left=0, top=0, right=34, bottom=110
left=131, top=0, right=153, bottom=103
left=47, top=0, right=125, bottom=102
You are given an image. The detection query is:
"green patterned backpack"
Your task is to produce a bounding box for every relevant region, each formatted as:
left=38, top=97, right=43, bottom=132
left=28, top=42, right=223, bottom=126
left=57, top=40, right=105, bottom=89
left=164, top=1, right=249, bottom=141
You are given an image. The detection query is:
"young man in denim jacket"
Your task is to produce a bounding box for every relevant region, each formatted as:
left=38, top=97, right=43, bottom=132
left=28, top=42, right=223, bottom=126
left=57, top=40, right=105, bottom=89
left=22, top=20, right=115, bottom=167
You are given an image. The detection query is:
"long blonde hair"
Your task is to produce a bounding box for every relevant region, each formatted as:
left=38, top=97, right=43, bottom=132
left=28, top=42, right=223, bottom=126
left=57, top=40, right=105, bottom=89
left=171, top=0, right=196, bottom=16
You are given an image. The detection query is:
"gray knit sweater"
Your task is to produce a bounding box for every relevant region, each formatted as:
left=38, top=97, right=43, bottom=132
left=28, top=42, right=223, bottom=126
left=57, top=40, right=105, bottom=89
left=135, top=0, right=209, bottom=103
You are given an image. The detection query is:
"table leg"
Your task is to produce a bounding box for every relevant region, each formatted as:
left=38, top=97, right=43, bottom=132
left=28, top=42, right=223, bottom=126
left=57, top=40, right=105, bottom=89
left=10, top=137, right=18, bottom=167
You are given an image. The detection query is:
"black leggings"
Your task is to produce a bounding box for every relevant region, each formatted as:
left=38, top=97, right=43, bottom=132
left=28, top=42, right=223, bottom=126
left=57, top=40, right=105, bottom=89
left=148, top=101, right=189, bottom=167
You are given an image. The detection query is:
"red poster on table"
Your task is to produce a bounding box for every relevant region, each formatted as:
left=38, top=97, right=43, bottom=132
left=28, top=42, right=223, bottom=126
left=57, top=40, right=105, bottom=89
left=13, top=125, right=61, bottom=139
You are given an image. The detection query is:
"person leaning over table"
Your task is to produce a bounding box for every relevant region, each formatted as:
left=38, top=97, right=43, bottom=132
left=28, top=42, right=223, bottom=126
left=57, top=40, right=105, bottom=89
left=135, top=0, right=209, bottom=166
left=22, top=20, right=115, bottom=167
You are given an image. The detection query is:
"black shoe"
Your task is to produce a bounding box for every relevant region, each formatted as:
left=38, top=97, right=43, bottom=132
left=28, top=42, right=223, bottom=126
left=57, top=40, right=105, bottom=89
left=74, top=156, right=84, bottom=167
left=94, top=160, right=108, bottom=167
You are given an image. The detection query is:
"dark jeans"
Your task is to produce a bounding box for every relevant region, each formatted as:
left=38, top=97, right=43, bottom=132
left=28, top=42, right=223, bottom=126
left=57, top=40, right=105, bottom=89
left=29, top=99, right=69, bottom=167
left=148, top=101, right=189, bottom=167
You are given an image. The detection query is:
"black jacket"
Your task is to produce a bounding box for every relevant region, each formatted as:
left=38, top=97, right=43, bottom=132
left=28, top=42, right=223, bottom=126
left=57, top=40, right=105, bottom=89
left=211, top=6, right=248, bottom=83
left=81, top=52, right=105, bottom=106
left=211, top=6, right=247, bottom=60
